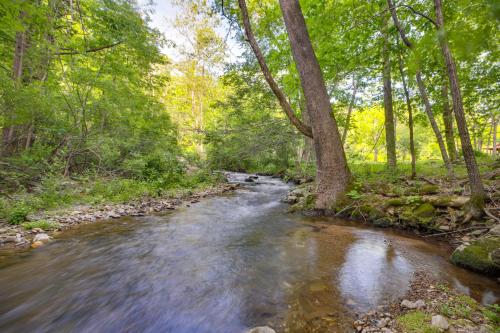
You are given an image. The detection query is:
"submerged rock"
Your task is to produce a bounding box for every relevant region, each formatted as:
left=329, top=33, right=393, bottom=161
left=247, top=326, right=276, bottom=333
left=451, top=236, right=500, bottom=275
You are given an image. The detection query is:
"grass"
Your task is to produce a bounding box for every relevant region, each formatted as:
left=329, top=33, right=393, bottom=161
left=21, top=220, right=60, bottom=230
left=396, top=311, right=440, bottom=333
left=0, top=170, right=225, bottom=225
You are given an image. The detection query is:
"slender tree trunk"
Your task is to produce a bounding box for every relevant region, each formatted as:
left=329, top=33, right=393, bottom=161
left=387, top=0, right=453, bottom=177
left=2, top=22, right=27, bottom=156
left=442, top=80, right=457, bottom=161
left=342, top=76, right=357, bottom=144
left=237, top=0, right=312, bottom=139
left=416, top=72, right=453, bottom=177
left=493, top=113, right=497, bottom=157
left=434, top=0, right=486, bottom=211
left=397, top=51, right=416, bottom=178
left=382, top=13, right=397, bottom=169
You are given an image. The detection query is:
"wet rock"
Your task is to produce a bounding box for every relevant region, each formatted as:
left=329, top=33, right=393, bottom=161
left=247, top=326, right=276, bottom=333
left=33, top=233, right=51, bottom=244
left=31, top=241, right=45, bottom=249
left=245, top=177, right=255, bottom=182
left=431, top=315, right=449, bottom=331
left=401, top=299, right=425, bottom=309
left=283, top=195, right=298, bottom=204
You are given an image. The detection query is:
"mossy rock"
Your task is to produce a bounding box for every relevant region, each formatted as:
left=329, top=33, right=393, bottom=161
left=359, top=205, right=385, bottom=220
left=413, top=203, right=436, bottom=218
left=451, top=237, right=500, bottom=276
left=385, top=197, right=406, bottom=207
left=418, top=184, right=440, bottom=195
left=373, top=217, right=393, bottom=228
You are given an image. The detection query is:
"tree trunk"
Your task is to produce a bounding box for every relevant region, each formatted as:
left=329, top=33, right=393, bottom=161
left=416, top=72, right=453, bottom=177
left=382, top=13, right=397, bottom=170
left=2, top=22, right=27, bottom=156
left=397, top=51, right=416, bottom=178
left=434, top=0, right=486, bottom=210
left=442, top=80, right=457, bottom=161
left=387, top=0, right=453, bottom=178
left=237, top=0, right=312, bottom=139
left=299, top=89, right=314, bottom=164
left=342, top=76, right=357, bottom=144
left=493, top=113, right=497, bottom=157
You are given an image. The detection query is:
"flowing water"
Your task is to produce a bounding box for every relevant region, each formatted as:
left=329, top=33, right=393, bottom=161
left=0, top=173, right=498, bottom=332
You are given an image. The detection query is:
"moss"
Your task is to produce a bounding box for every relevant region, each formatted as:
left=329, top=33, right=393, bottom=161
left=396, top=311, right=440, bottom=333
left=373, top=217, right=393, bottom=228
left=386, top=197, right=406, bottom=207
left=359, top=204, right=385, bottom=220
left=413, top=203, right=436, bottom=218
left=451, top=237, right=500, bottom=276
left=418, top=184, right=439, bottom=195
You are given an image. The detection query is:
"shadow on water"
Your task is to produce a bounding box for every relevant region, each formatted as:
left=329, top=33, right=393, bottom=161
left=0, top=172, right=498, bottom=332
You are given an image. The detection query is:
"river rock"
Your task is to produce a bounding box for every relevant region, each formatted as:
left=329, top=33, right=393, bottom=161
left=33, top=233, right=51, bottom=244
left=400, top=299, right=425, bottom=309
left=431, top=315, right=449, bottom=331
left=451, top=237, right=500, bottom=275
left=247, top=326, right=276, bottom=333
left=31, top=241, right=45, bottom=249
left=489, top=224, right=500, bottom=236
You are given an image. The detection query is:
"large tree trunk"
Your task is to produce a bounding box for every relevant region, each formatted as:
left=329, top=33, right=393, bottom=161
left=299, top=89, right=314, bottom=164
left=238, top=0, right=350, bottom=208
left=342, top=76, right=357, bottom=144
left=278, top=0, right=351, bottom=209
left=387, top=0, right=453, bottom=178
left=381, top=13, right=397, bottom=169
left=442, top=81, right=457, bottom=161
left=397, top=51, right=416, bottom=178
left=434, top=0, right=486, bottom=211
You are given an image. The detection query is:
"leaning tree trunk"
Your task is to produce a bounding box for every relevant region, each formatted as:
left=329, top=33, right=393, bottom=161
left=434, top=0, right=486, bottom=212
left=342, top=76, right=357, bottom=144
left=397, top=50, right=416, bottom=178
left=387, top=0, right=453, bottom=178
left=278, top=0, right=351, bottom=208
left=381, top=13, right=397, bottom=170
left=442, top=80, right=457, bottom=161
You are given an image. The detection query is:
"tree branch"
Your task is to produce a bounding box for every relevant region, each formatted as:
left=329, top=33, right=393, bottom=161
left=237, top=0, right=313, bottom=138
left=400, top=4, right=437, bottom=28
left=56, top=41, right=123, bottom=56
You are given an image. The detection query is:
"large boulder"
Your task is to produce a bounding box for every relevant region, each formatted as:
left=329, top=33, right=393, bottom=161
left=451, top=236, right=500, bottom=275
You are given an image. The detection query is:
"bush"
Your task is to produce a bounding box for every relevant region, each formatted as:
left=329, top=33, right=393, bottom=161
left=21, top=220, right=59, bottom=230
left=7, top=204, right=32, bottom=225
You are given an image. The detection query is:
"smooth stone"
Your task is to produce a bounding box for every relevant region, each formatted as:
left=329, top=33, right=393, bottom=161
left=400, top=299, right=425, bottom=309
left=31, top=241, right=45, bottom=249
left=33, top=233, right=51, bottom=243
left=431, top=315, right=449, bottom=331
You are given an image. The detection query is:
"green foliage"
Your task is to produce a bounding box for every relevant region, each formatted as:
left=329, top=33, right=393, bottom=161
left=6, top=204, right=31, bottom=225
left=396, top=311, right=440, bottom=333
left=483, top=304, right=500, bottom=326
left=21, top=220, right=59, bottom=231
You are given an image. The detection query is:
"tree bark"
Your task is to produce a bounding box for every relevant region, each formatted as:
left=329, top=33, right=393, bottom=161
left=342, top=76, right=357, bottom=145
left=237, top=0, right=312, bottom=138
left=441, top=80, right=457, bottom=161
left=397, top=51, right=416, bottom=178
left=381, top=13, right=397, bottom=170
left=434, top=0, right=486, bottom=210
left=492, top=113, right=497, bottom=157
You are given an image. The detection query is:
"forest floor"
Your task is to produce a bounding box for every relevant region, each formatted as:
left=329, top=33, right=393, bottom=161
left=0, top=174, right=238, bottom=250
left=280, top=157, right=500, bottom=276
left=352, top=271, right=499, bottom=333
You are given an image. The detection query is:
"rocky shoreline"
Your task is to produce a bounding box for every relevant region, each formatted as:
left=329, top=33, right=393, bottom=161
left=352, top=271, right=498, bottom=333
left=0, top=182, right=239, bottom=251
left=282, top=175, right=500, bottom=276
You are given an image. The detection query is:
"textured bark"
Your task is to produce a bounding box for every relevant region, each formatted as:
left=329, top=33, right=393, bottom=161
left=397, top=52, right=416, bottom=178
left=434, top=0, right=485, bottom=209
left=416, top=72, right=453, bottom=177
left=387, top=0, right=453, bottom=177
left=237, top=0, right=312, bottom=138
left=298, top=89, right=314, bottom=163
left=442, top=81, right=457, bottom=161
left=381, top=14, right=397, bottom=169
left=493, top=113, right=497, bottom=156
left=342, top=77, right=357, bottom=145
left=277, top=0, right=351, bottom=208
